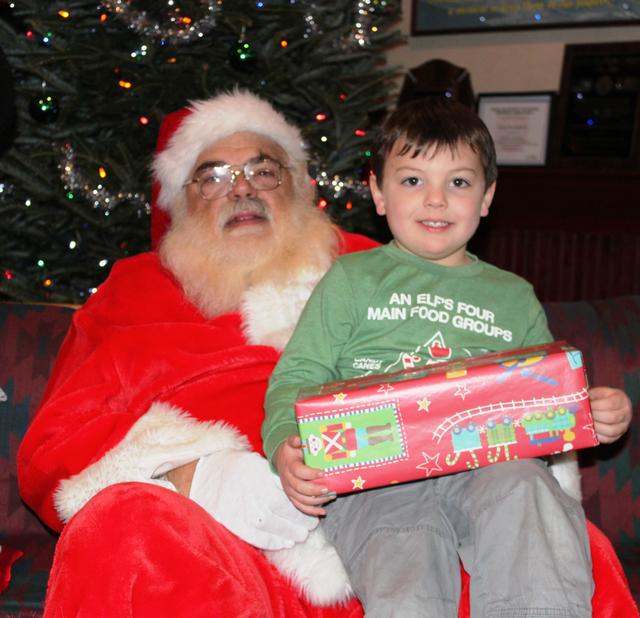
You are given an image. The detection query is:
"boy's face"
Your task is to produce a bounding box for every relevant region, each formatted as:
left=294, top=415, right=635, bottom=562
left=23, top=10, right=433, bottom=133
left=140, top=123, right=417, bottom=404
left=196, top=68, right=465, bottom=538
left=370, top=140, right=496, bottom=267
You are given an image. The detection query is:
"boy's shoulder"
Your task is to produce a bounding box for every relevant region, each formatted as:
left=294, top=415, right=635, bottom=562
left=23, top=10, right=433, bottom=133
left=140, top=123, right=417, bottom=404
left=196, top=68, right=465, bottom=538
left=333, top=248, right=537, bottom=295
left=320, top=245, right=390, bottom=292
left=334, top=244, right=387, bottom=269
left=476, top=258, right=536, bottom=291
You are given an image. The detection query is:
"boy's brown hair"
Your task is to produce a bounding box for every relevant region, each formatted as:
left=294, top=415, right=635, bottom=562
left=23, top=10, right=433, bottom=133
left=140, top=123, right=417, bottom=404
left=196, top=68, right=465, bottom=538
left=371, top=98, right=498, bottom=188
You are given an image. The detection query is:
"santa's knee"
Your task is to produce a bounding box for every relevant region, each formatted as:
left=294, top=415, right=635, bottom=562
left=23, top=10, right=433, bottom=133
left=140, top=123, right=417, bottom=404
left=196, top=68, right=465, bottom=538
left=47, top=483, right=284, bottom=617
left=58, top=483, right=194, bottom=550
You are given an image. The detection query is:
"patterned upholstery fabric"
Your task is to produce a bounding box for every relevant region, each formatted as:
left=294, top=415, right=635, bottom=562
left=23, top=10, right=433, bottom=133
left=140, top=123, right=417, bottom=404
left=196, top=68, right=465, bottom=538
left=0, top=297, right=638, bottom=612
left=545, top=296, right=640, bottom=602
left=0, top=304, right=74, bottom=615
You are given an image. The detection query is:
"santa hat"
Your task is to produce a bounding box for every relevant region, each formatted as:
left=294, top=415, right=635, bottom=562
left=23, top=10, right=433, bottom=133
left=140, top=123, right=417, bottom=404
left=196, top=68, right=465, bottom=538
left=152, top=89, right=307, bottom=212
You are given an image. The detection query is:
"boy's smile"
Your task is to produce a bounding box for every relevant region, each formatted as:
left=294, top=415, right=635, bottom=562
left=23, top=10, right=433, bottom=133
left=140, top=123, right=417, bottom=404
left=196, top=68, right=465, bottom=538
left=370, top=141, right=496, bottom=267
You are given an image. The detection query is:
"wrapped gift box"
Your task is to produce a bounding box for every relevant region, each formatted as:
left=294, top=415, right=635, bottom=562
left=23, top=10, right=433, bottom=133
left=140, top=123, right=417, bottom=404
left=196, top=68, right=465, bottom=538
left=295, top=341, right=598, bottom=495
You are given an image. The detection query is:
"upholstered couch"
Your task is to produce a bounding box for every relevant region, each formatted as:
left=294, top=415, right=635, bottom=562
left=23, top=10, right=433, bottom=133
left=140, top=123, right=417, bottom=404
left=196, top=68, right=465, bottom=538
left=1, top=297, right=639, bottom=615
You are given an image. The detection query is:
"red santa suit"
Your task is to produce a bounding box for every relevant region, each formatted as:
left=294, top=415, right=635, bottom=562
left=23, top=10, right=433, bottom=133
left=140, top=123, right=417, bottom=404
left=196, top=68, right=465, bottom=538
left=17, top=96, right=638, bottom=617
left=18, top=230, right=373, bottom=617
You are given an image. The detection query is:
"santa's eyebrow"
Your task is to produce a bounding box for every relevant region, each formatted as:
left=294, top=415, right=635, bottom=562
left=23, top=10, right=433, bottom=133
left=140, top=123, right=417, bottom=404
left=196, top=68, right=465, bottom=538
left=192, top=160, right=227, bottom=175
left=192, top=153, right=278, bottom=177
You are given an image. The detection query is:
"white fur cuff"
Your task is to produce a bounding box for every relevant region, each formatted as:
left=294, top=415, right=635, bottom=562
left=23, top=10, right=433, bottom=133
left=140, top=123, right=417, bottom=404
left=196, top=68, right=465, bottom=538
left=54, top=401, right=250, bottom=523
left=265, top=526, right=353, bottom=606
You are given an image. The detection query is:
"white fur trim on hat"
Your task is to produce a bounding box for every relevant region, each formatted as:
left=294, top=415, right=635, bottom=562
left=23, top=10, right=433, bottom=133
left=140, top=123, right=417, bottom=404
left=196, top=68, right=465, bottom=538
left=152, top=89, right=307, bottom=212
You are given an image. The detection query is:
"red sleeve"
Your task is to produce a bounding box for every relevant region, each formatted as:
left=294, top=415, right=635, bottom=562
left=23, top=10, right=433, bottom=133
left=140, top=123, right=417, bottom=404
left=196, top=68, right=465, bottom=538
left=17, top=253, right=278, bottom=531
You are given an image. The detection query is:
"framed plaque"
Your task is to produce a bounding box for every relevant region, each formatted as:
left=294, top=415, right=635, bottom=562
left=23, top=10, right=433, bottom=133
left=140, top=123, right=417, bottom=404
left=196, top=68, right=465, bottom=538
left=549, top=42, right=640, bottom=169
left=412, top=0, right=640, bottom=35
left=477, top=92, right=554, bottom=166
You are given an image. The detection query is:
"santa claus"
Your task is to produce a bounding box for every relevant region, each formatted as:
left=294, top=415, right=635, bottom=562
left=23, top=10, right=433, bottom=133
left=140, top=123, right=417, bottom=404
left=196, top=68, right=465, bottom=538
left=17, top=90, right=637, bottom=616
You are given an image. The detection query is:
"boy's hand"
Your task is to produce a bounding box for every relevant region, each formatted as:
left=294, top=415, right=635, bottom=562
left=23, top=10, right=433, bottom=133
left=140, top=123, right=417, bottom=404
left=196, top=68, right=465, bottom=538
left=589, top=386, right=633, bottom=444
left=274, top=434, right=335, bottom=516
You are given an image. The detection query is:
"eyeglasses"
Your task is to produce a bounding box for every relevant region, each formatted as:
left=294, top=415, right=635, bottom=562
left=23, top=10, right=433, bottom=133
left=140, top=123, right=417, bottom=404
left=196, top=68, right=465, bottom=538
left=183, top=157, right=286, bottom=201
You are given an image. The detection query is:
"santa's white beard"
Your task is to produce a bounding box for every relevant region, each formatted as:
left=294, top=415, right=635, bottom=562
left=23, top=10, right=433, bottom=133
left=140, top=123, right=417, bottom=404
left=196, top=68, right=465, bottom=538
left=159, top=196, right=338, bottom=318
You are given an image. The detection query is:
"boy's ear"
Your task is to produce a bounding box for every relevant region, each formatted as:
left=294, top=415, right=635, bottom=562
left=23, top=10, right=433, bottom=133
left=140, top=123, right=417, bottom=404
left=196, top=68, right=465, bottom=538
left=369, top=172, right=386, bottom=216
left=480, top=181, right=496, bottom=217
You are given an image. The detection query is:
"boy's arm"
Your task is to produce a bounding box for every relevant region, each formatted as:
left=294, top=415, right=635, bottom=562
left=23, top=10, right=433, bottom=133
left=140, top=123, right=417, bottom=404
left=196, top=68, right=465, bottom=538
left=522, top=291, right=553, bottom=346
left=262, top=262, right=356, bottom=464
left=262, top=263, right=357, bottom=513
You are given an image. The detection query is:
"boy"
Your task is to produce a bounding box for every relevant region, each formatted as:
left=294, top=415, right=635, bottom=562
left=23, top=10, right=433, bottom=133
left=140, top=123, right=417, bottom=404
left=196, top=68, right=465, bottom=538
left=263, top=99, right=613, bottom=617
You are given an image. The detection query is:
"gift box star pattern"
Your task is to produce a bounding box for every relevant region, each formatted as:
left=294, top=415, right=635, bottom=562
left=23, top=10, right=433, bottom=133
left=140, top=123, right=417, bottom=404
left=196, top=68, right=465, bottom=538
left=296, top=342, right=598, bottom=494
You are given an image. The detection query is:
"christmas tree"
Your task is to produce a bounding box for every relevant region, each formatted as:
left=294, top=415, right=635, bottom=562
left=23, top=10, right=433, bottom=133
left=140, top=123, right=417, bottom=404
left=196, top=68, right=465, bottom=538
left=0, top=0, right=401, bottom=304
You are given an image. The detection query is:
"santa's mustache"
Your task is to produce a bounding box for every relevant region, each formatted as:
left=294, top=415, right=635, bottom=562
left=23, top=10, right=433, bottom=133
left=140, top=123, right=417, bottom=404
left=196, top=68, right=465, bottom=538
left=218, top=198, right=271, bottom=228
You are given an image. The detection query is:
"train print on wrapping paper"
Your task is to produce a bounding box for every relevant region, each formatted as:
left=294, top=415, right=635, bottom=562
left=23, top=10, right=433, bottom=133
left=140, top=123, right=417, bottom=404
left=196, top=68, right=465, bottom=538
left=450, top=408, right=576, bottom=454
left=444, top=404, right=579, bottom=470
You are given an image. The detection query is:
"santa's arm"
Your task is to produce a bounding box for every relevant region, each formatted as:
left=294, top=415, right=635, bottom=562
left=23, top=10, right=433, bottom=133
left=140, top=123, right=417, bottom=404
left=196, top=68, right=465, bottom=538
left=18, top=316, right=274, bottom=531
left=18, top=256, right=278, bottom=531
left=50, top=400, right=255, bottom=526
left=166, top=460, right=198, bottom=495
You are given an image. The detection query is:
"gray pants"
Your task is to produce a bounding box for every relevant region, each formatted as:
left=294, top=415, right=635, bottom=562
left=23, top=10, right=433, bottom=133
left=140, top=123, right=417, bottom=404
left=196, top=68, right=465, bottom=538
left=322, top=459, right=593, bottom=618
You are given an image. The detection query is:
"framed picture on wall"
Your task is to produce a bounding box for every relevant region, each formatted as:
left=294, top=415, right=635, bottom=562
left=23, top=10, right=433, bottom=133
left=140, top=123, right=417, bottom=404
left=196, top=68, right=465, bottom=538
left=411, top=0, right=640, bottom=35
left=477, top=92, right=554, bottom=166
left=548, top=41, right=640, bottom=169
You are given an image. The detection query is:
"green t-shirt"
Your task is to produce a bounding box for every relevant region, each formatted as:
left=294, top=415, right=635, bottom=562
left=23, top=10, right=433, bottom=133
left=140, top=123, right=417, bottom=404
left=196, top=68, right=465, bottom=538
left=262, top=242, right=552, bottom=463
